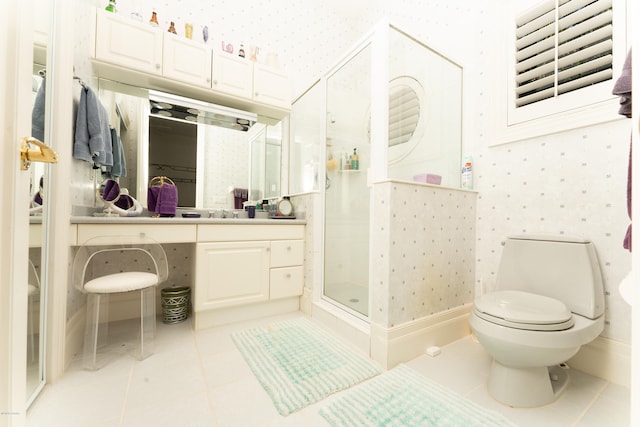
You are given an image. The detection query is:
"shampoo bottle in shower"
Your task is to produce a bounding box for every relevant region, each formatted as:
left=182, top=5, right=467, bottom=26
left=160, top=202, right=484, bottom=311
left=461, top=155, right=473, bottom=190
left=351, top=148, right=359, bottom=170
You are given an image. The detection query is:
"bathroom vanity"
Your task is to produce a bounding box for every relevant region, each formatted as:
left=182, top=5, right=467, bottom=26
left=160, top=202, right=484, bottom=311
left=70, top=217, right=305, bottom=329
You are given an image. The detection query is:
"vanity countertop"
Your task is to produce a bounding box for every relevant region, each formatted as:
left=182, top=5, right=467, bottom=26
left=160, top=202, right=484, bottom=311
left=70, top=216, right=306, bottom=225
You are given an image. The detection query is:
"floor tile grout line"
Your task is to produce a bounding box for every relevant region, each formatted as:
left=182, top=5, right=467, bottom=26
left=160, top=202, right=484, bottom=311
left=191, top=319, right=221, bottom=427
left=571, top=379, right=610, bottom=427
left=117, top=358, right=136, bottom=426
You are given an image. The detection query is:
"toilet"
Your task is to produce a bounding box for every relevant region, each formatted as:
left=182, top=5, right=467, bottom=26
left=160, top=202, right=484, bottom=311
left=469, top=235, right=605, bottom=408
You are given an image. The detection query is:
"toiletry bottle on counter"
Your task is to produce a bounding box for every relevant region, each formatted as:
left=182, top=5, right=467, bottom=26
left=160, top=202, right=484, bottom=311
left=461, top=155, right=473, bottom=190
left=351, top=148, right=359, bottom=170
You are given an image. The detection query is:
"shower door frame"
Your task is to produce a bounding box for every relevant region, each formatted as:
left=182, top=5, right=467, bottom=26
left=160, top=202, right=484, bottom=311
left=318, top=20, right=391, bottom=321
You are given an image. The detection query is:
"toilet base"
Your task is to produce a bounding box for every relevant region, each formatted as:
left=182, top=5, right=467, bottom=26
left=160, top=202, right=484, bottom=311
left=487, top=360, right=569, bottom=408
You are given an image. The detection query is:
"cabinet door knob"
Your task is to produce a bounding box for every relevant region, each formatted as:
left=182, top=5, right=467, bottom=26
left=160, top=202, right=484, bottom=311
left=213, top=79, right=218, bottom=85
left=255, top=92, right=259, bottom=96
left=206, top=77, right=211, bottom=82
left=155, top=64, right=161, bottom=69
left=286, top=246, right=291, bottom=251
left=286, top=273, right=291, bottom=278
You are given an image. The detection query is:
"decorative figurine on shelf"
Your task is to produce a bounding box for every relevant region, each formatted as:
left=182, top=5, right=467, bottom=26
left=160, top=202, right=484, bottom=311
left=238, top=43, right=245, bottom=58
left=249, top=45, right=260, bottom=62
left=105, top=0, right=117, bottom=13
left=222, top=40, right=233, bottom=53
left=149, top=11, right=159, bottom=27
left=202, top=25, right=209, bottom=43
left=167, top=21, right=177, bottom=34
left=185, top=22, right=193, bottom=39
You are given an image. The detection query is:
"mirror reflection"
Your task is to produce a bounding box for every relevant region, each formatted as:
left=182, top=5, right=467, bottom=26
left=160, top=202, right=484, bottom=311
left=97, top=81, right=283, bottom=210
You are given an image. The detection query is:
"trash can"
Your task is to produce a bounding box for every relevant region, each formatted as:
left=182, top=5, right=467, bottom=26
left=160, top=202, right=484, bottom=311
left=161, top=286, right=191, bottom=324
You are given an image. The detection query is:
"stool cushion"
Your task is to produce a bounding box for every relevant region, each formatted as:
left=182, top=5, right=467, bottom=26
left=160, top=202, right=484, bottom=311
left=84, top=272, right=158, bottom=293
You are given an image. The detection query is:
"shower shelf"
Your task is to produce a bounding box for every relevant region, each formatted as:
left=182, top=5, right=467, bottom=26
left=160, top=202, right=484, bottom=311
left=338, top=170, right=361, bottom=173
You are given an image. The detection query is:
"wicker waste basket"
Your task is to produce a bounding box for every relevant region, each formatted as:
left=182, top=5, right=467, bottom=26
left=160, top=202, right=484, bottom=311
left=161, top=286, right=191, bottom=324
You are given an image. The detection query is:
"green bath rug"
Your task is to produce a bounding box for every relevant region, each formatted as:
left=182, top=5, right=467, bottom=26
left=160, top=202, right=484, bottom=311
left=231, top=317, right=382, bottom=416
left=319, top=364, right=517, bottom=427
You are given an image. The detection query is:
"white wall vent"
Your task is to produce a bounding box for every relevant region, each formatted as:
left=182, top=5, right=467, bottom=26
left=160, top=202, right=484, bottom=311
left=515, top=0, right=613, bottom=108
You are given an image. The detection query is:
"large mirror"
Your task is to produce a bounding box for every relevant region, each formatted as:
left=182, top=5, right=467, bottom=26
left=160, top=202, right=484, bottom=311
left=97, top=80, right=283, bottom=210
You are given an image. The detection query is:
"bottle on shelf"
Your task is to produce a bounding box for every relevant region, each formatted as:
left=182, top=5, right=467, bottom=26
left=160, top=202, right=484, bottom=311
left=461, top=155, right=473, bottom=190
left=238, top=43, right=246, bottom=58
left=351, top=148, right=359, bottom=171
left=105, top=0, right=117, bottom=13
left=167, top=22, right=177, bottom=34
left=149, top=11, right=159, bottom=27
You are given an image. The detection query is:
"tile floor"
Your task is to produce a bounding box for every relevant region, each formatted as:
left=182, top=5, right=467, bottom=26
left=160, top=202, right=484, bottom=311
left=26, top=312, right=630, bottom=427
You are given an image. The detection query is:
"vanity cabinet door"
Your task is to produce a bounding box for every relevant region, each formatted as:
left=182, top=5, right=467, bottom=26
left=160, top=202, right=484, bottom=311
left=253, top=63, right=291, bottom=109
left=211, top=52, right=253, bottom=99
left=163, top=33, right=212, bottom=88
left=195, top=241, right=270, bottom=311
left=95, top=10, right=163, bottom=75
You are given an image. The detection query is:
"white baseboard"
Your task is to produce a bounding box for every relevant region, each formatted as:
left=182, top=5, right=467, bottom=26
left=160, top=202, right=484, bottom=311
left=568, top=336, right=631, bottom=387
left=311, top=300, right=371, bottom=357
left=370, top=304, right=472, bottom=369
left=194, top=297, right=300, bottom=330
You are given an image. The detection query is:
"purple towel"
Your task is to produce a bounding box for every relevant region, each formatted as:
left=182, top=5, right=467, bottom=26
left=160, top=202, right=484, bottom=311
left=233, top=188, right=248, bottom=209
left=102, top=179, right=120, bottom=202
left=613, top=50, right=632, bottom=118
left=157, top=184, right=178, bottom=216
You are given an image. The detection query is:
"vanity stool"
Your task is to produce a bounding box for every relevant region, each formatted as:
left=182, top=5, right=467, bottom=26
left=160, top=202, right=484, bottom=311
left=72, top=234, right=168, bottom=370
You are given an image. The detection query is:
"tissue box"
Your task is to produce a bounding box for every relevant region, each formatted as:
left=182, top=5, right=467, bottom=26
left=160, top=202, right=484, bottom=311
left=413, top=173, right=442, bottom=185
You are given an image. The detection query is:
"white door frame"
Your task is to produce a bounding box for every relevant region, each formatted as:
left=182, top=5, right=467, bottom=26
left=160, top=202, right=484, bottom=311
left=0, top=1, right=34, bottom=426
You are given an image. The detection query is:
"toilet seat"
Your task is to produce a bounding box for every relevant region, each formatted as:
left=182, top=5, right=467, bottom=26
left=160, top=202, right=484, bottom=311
left=474, top=290, right=575, bottom=331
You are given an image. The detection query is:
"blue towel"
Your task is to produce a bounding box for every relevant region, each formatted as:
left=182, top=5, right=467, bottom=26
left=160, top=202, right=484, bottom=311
left=107, top=128, right=127, bottom=178
left=74, top=86, right=113, bottom=166
left=32, top=77, right=46, bottom=142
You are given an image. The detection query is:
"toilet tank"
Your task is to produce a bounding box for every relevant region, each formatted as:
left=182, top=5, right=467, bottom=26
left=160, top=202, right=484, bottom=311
left=496, top=235, right=605, bottom=319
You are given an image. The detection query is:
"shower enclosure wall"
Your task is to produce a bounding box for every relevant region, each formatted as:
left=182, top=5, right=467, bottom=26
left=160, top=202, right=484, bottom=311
left=291, top=21, right=472, bottom=365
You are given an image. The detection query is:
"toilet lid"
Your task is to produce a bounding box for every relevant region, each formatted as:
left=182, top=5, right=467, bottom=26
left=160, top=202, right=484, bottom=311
left=474, top=290, right=575, bottom=331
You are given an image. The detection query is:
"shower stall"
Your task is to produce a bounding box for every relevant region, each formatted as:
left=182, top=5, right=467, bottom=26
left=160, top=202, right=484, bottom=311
left=293, top=21, right=464, bottom=324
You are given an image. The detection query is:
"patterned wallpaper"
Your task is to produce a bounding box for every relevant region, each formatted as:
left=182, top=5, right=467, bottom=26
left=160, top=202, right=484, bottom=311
left=371, top=182, right=476, bottom=327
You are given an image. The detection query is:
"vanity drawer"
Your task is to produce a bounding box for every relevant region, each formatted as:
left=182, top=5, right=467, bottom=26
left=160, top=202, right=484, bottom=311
left=270, top=266, right=303, bottom=300
left=76, top=224, right=197, bottom=245
left=270, top=240, right=304, bottom=268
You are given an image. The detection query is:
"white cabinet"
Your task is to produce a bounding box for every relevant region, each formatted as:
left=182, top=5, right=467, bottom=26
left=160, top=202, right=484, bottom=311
left=163, top=33, right=213, bottom=88
left=195, top=241, right=270, bottom=310
left=194, top=225, right=304, bottom=314
left=95, top=10, right=163, bottom=75
left=211, top=52, right=253, bottom=99
left=253, top=63, right=291, bottom=110
left=269, top=240, right=304, bottom=300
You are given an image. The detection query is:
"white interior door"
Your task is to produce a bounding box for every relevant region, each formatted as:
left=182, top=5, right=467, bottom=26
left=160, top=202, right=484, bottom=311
left=0, top=1, right=35, bottom=426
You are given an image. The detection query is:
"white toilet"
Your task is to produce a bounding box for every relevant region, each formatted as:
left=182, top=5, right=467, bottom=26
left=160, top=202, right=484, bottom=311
left=469, top=235, right=605, bottom=408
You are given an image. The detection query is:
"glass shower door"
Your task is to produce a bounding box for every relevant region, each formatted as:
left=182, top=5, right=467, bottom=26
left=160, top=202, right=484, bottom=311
left=323, top=44, right=371, bottom=317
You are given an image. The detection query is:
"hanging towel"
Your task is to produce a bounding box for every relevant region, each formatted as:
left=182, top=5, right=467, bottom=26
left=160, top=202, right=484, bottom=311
left=612, top=49, right=632, bottom=252
left=148, top=184, right=178, bottom=217
left=32, top=77, right=46, bottom=142
left=74, top=85, right=113, bottom=166
left=233, top=188, right=248, bottom=209
left=107, top=127, right=127, bottom=178
left=156, top=184, right=178, bottom=216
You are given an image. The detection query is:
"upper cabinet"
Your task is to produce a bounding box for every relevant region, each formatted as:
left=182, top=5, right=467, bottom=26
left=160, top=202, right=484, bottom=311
left=92, top=9, right=291, bottom=118
left=163, top=33, right=212, bottom=88
left=212, top=52, right=253, bottom=99
left=253, top=64, right=291, bottom=110
left=95, top=10, right=163, bottom=75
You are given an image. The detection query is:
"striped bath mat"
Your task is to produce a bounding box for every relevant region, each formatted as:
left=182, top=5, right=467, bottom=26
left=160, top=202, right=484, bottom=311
left=231, top=317, right=382, bottom=415
left=320, top=364, right=517, bottom=427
